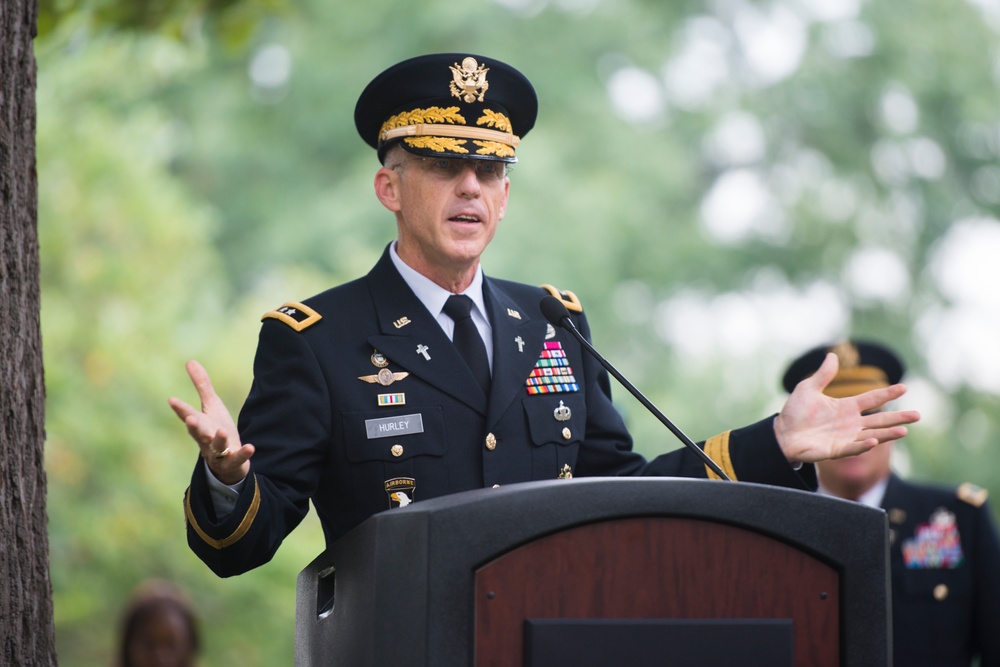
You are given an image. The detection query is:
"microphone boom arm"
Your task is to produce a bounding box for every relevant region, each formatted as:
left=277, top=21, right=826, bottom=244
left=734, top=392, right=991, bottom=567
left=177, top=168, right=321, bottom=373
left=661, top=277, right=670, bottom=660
left=543, top=299, right=732, bottom=481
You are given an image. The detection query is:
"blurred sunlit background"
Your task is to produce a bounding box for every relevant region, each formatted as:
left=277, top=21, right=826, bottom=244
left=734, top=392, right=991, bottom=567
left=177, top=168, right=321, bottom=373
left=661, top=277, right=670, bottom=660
left=36, top=0, right=1000, bottom=662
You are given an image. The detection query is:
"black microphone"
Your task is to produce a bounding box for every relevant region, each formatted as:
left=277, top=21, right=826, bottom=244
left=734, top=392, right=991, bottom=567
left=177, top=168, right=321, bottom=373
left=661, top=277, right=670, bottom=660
left=539, top=295, right=732, bottom=481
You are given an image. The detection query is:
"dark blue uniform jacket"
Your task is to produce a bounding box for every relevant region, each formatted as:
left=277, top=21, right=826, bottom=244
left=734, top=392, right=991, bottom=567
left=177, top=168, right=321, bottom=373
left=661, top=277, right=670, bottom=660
left=185, top=246, right=816, bottom=577
left=883, top=474, right=1000, bottom=666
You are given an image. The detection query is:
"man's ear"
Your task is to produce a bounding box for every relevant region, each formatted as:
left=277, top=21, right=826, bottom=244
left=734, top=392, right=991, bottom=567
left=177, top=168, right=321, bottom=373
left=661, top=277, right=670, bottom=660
left=498, top=178, right=510, bottom=220
left=374, top=167, right=402, bottom=213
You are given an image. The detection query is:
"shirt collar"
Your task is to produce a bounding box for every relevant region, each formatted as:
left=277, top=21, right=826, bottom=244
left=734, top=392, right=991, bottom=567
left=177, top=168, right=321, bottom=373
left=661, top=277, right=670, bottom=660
left=817, top=476, right=889, bottom=508
left=389, top=241, right=488, bottom=319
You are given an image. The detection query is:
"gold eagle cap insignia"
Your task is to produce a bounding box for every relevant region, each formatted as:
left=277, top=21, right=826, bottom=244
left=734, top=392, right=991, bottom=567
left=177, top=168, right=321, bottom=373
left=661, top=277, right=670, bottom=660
left=449, top=57, right=490, bottom=104
left=829, top=340, right=860, bottom=369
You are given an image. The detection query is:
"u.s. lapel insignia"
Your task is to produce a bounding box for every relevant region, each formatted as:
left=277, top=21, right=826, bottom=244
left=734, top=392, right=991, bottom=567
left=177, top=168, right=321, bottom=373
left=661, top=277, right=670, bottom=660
left=507, top=308, right=521, bottom=320
left=385, top=477, right=416, bottom=509
left=393, top=317, right=412, bottom=329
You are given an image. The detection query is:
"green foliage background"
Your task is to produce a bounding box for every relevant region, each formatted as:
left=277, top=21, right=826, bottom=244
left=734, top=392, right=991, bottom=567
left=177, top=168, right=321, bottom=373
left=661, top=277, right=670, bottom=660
left=37, top=0, right=1000, bottom=663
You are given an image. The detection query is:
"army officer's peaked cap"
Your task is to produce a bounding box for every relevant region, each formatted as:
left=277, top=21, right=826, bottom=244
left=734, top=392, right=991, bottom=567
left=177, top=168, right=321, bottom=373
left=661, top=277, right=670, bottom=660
left=354, top=53, right=538, bottom=164
left=782, top=339, right=905, bottom=398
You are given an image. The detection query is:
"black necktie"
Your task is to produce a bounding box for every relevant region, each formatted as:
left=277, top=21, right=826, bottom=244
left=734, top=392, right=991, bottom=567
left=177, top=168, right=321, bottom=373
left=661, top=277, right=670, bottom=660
left=443, top=294, right=491, bottom=394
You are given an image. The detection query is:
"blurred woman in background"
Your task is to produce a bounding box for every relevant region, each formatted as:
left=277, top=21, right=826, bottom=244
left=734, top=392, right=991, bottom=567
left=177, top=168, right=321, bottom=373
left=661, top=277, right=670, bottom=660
left=114, top=580, right=200, bottom=667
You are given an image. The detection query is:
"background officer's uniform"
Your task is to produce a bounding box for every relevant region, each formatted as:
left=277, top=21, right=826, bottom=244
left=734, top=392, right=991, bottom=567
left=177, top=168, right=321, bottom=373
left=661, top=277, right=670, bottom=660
left=784, top=340, right=1000, bottom=667
left=883, top=474, right=1000, bottom=666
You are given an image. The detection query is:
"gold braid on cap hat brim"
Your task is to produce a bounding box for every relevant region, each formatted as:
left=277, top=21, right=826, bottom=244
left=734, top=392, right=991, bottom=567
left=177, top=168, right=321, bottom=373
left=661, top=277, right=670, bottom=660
left=823, top=366, right=890, bottom=398
left=378, top=105, right=519, bottom=157
left=382, top=123, right=520, bottom=149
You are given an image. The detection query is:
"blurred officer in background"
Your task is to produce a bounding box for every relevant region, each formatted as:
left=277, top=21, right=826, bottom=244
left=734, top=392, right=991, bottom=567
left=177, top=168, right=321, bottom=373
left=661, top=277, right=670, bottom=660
left=783, top=340, right=1000, bottom=667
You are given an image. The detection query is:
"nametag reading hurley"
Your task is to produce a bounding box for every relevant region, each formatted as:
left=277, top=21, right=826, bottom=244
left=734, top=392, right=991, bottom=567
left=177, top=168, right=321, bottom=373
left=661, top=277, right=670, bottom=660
left=365, top=414, right=424, bottom=439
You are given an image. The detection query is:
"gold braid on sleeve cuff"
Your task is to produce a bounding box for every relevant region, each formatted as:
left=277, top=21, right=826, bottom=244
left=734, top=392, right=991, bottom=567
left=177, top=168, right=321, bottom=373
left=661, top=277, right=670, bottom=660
left=703, top=431, right=737, bottom=481
left=184, top=475, right=262, bottom=549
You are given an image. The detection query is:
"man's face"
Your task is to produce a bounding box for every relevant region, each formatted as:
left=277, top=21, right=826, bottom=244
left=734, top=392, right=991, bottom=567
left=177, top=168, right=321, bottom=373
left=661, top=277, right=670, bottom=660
left=375, top=152, right=510, bottom=281
left=817, top=437, right=895, bottom=500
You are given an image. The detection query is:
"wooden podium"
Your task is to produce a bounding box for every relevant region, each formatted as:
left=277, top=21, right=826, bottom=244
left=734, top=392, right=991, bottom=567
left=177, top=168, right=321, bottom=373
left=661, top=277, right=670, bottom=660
left=295, top=478, right=890, bottom=666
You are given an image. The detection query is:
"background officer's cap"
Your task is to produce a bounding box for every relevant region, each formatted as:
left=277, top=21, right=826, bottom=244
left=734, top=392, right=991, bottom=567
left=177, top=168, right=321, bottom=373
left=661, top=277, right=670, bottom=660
left=782, top=340, right=905, bottom=398
left=355, top=53, right=537, bottom=165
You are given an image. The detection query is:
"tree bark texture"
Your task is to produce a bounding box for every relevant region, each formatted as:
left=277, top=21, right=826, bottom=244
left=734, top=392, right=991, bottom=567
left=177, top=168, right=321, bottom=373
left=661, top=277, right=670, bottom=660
left=0, top=0, right=56, bottom=664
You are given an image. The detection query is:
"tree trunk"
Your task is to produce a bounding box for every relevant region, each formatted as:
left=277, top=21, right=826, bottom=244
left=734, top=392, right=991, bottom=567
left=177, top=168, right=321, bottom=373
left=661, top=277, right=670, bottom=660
left=0, top=0, right=56, bottom=664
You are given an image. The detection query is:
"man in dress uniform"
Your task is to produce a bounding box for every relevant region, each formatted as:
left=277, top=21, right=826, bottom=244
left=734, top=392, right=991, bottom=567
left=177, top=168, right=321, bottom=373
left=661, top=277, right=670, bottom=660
left=169, top=53, right=919, bottom=578
left=783, top=340, right=1000, bottom=666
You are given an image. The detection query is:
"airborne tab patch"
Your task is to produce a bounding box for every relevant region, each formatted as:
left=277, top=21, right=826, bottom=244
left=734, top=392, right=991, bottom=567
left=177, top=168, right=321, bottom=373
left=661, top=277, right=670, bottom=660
left=539, top=284, right=583, bottom=313
left=261, top=302, right=322, bottom=332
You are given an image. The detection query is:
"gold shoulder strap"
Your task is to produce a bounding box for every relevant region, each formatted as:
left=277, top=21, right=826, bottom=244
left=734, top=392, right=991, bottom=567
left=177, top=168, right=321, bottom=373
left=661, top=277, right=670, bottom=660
left=540, top=284, right=583, bottom=313
left=261, top=302, right=322, bottom=332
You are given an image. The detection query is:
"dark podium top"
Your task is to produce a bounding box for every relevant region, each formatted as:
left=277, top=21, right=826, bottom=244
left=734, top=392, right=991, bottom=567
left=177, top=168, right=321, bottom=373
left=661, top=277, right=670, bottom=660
left=296, top=478, right=890, bottom=666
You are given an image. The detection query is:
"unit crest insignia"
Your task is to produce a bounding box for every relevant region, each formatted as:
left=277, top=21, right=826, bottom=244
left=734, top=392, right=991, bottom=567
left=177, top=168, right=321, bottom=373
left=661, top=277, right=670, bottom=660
left=371, top=350, right=390, bottom=368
